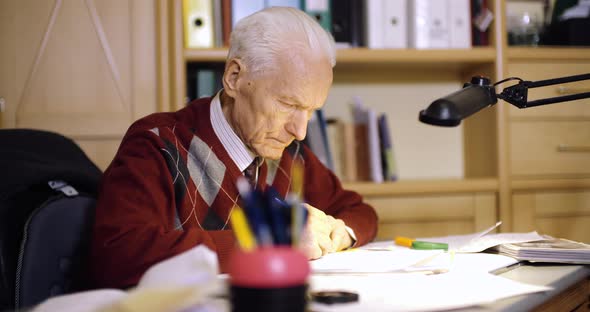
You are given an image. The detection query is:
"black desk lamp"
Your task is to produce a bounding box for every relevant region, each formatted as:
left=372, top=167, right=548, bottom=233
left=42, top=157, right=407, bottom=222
left=419, top=73, right=590, bottom=127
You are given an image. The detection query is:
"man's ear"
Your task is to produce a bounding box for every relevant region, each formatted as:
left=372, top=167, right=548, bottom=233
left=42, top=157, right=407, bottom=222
left=222, top=58, right=244, bottom=98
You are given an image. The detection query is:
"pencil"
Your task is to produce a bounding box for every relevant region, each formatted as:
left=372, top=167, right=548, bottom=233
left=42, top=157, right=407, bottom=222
left=230, top=205, right=257, bottom=251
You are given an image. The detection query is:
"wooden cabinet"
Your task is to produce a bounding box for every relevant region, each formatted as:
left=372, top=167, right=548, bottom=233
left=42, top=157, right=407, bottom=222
left=505, top=49, right=590, bottom=242
left=0, top=0, right=159, bottom=170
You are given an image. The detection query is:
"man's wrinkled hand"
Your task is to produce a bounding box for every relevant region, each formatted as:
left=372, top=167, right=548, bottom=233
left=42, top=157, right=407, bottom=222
left=298, top=204, right=352, bottom=260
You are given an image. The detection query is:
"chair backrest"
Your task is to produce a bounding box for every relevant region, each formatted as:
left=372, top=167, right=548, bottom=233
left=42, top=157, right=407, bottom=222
left=0, top=129, right=102, bottom=310
left=15, top=192, right=96, bottom=309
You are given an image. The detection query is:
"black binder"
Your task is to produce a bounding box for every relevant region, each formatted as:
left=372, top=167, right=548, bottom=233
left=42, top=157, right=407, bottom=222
left=330, top=0, right=365, bottom=47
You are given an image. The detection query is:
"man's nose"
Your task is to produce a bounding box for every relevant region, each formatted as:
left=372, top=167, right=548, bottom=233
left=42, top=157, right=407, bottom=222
left=286, top=110, right=308, bottom=141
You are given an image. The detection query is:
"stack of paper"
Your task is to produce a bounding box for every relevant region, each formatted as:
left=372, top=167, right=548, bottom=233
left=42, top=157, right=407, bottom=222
left=498, top=237, right=590, bottom=264
left=417, top=221, right=547, bottom=253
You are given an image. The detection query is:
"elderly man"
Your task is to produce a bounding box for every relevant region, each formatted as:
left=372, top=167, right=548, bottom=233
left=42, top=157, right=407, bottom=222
left=88, top=6, right=378, bottom=289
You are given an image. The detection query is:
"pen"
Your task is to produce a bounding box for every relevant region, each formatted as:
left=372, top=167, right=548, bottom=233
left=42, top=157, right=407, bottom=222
left=395, top=236, right=449, bottom=251
left=237, top=178, right=274, bottom=245
left=264, top=187, right=291, bottom=245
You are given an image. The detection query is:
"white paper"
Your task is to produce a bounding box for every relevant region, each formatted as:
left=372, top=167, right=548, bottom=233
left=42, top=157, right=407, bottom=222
left=311, top=247, right=444, bottom=273
left=309, top=271, right=551, bottom=312
left=417, top=221, right=546, bottom=253
left=138, top=243, right=219, bottom=289
left=360, top=241, right=518, bottom=274
left=32, top=290, right=127, bottom=312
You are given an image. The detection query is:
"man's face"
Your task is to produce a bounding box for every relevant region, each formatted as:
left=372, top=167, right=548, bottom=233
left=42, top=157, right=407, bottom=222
left=227, top=50, right=333, bottom=160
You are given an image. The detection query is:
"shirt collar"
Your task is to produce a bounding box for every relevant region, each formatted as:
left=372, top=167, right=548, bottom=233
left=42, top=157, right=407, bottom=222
left=210, top=91, right=256, bottom=172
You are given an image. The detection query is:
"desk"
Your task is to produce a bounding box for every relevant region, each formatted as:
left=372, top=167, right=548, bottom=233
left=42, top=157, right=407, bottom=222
left=474, top=264, right=590, bottom=312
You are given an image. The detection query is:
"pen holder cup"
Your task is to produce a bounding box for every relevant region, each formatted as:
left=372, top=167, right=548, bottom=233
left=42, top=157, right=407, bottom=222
left=228, top=246, right=310, bottom=312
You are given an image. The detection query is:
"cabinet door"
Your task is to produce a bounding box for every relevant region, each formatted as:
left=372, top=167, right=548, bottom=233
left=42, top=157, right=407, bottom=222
left=510, top=121, right=590, bottom=177
left=0, top=0, right=158, bottom=169
left=513, top=190, right=590, bottom=243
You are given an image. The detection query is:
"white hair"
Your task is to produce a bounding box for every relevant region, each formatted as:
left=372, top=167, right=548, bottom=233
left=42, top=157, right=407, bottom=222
left=227, top=6, right=336, bottom=76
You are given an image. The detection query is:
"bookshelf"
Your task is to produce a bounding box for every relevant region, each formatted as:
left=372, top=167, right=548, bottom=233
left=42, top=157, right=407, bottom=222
left=157, top=0, right=590, bottom=242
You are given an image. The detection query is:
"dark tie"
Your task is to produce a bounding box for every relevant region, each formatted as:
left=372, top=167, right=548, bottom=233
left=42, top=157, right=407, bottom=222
left=243, top=157, right=259, bottom=188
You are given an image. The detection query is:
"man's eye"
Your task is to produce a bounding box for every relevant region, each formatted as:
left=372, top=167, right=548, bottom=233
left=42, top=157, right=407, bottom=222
left=280, top=102, right=296, bottom=110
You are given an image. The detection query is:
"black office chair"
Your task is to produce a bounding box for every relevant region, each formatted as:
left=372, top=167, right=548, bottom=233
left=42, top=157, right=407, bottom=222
left=0, top=129, right=102, bottom=310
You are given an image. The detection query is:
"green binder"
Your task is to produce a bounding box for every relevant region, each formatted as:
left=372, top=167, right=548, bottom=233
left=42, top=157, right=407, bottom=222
left=301, top=0, right=332, bottom=32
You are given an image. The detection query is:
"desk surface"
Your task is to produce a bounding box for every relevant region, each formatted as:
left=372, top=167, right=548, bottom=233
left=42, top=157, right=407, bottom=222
left=471, top=264, right=589, bottom=311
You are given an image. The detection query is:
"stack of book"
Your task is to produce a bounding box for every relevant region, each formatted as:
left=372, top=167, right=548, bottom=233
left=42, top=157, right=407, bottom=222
left=305, top=97, right=398, bottom=183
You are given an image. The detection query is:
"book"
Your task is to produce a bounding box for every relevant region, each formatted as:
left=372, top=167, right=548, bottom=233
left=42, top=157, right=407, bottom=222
left=326, top=119, right=357, bottom=182
left=498, top=237, right=590, bottom=264
left=377, top=114, right=398, bottom=181
left=366, top=108, right=383, bottom=183
left=315, top=109, right=334, bottom=172
left=304, top=110, right=334, bottom=171
left=351, top=97, right=371, bottom=181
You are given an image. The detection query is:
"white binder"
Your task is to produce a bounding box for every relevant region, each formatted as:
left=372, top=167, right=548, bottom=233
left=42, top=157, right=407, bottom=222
left=408, top=0, right=450, bottom=49
left=448, top=0, right=472, bottom=48
left=365, top=0, right=407, bottom=49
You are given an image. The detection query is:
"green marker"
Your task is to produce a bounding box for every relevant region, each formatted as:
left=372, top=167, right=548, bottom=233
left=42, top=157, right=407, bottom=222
left=411, top=241, right=449, bottom=251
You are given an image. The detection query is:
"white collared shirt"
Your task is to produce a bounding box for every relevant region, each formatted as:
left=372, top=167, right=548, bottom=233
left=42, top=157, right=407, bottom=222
left=210, top=91, right=357, bottom=247
left=210, top=91, right=256, bottom=172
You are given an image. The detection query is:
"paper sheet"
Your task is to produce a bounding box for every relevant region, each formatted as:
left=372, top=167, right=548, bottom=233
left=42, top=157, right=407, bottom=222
left=310, top=247, right=444, bottom=273
left=309, top=271, right=551, bottom=312
left=416, top=222, right=546, bottom=253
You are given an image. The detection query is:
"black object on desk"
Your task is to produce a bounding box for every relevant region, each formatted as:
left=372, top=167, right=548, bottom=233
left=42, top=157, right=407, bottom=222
left=311, top=290, right=359, bottom=304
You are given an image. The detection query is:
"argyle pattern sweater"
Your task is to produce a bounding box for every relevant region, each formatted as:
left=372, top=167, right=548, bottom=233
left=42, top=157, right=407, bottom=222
left=88, top=97, right=378, bottom=289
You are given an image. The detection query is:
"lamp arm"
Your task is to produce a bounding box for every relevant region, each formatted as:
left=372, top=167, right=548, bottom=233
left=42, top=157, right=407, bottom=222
left=497, top=73, right=590, bottom=109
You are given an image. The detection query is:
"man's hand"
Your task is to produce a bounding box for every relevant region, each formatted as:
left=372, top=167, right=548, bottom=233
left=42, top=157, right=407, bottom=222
left=298, top=204, right=353, bottom=260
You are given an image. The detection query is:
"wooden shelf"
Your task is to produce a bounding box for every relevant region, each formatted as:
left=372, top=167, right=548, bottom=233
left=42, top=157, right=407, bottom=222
left=343, top=178, right=498, bottom=196
left=184, top=47, right=496, bottom=69
left=184, top=48, right=229, bottom=62
left=508, top=47, right=590, bottom=61
left=512, top=178, right=590, bottom=191
left=336, top=47, right=495, bottom=64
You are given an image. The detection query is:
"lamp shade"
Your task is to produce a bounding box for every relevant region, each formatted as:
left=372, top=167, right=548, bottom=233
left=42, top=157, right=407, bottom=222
left=419, top=77, right=498, bottom=127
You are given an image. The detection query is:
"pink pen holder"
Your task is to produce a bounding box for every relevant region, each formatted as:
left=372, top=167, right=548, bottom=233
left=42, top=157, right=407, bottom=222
left=228, top=246, right=310, bottom=312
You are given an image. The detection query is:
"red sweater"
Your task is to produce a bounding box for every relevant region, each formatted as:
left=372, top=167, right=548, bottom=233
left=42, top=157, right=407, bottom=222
left=88, top=98, right=378, bottom=289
